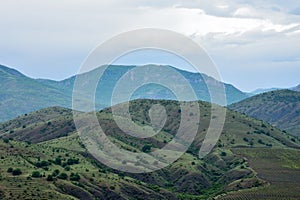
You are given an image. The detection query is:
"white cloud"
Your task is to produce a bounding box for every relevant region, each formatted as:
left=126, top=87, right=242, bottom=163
left=0, top=0, right=299, bottom=91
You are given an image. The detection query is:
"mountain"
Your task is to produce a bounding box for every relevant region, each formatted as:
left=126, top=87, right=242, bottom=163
left=0, top=64, right=249, bottom=122
left=250, top=84, right=300, bottom=95
left=250, top=88, right=281, bottom=95
left=0, top=99, right=299, bottom=199
left=292, top=84, right=300, bottom=92
left=37, top=64, right=249, bottom=106
left=0, top=65, right=70, bottom=122
left=229, top=90, right=300, bottom=136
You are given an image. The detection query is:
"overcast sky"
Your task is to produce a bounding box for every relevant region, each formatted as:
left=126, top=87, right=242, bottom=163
left=0, top=0, right=299, bottom=92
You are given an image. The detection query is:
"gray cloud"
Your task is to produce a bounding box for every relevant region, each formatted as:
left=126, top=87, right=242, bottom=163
left=0, top=0, right=299, bottom=91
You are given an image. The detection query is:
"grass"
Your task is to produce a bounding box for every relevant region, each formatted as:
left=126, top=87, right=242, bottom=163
left=0, top=99, right=299, bottom=199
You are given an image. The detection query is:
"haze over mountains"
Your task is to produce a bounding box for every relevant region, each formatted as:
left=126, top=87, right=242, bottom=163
left=0, top=64, right=249, bottom=122
left=250, top=84, right=300, bottom=95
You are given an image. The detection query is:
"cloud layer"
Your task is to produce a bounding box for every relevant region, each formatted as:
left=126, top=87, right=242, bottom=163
left=0, top=0, right=299, bottom=91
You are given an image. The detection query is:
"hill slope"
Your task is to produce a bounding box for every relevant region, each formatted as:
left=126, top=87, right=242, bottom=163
left=0, top=99, right=299, bottom=199
left=229, top=90, right=300, bottom=136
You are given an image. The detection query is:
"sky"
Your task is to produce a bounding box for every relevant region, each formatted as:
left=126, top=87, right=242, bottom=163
left=0, top=0, right=299, bottom=92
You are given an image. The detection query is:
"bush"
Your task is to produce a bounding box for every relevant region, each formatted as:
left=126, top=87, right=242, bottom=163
left=57, top=173, right=68, bottom=180
left=46, top=175, right=54, bottom=181
left=7, top=167, right=13, bottom=173
left=3, top=138, right=9, bottom=143
left=31, top=171, right=41, bottom=178
left=142, top=145, right=152, bottom=153
left=35, top=160, right=50, bottom=168
left=67, top=158, right=79, bottom=165
left=54, top=157, right=62, bottom=165
left=258, top=139, right=265, bottom=144
left=12, top=168, right=22, bottom=176
left=220, top=151, right=227, bottom=157
left=70, top=173, right=80, bottom=181
left=52, top=169, right=60, bottom=177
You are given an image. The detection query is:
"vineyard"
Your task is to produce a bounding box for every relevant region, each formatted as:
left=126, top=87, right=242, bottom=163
left=217, top=148, right=300, bottom=200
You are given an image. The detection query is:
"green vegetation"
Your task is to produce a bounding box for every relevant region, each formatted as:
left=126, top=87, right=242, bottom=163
left=0, top=99, right=299, bottom=199
left=230, top=89, right=300, bottom=136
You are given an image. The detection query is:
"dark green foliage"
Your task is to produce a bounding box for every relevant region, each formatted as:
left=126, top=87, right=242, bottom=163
left=220, top=152, right=227, bottom=156
left=52, top=169, right=60, bottom=177
left=70, top=173, right=80, bottom=181
left=142, top=144, right=152, bottom=153
left=35, top=160, right=51, bottom=168
left=3, top=138, right=9, bottom=143
left=7, top=167, right=13, bottom=173
left=31, top=171, right=41, bottom=178
left=67, top=158, right=79, bottom=165
left=12, top=168, right=22, bottom=176
left=46, top=175, right=54, bottom=181
left=57, top=173, right=68, bottom=180
left=54, top=157, right=62, bottom=165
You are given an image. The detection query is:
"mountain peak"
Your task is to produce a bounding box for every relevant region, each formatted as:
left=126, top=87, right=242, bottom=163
left=0, top=64, right=26, bottom=78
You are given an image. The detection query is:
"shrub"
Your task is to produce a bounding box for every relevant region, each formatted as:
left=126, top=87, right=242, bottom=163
left=54, top=157, right=62, bottom=165
left=12, top=168, right=22, bottom=176
left=67, top=158, right=79, bottom=165
left=64, top=166, right=71, bottom=171
left=70, top=173, right=80, bottom=181
left=52, top=169, right=60, bottom=177
left=7, top=167, right=13, bottom=173
left=3, top=138, right=9, bottom=143
left=35, top=160, right=50, bottom=168
left=57, top=173, right=68, bottom=180
left=31, top=171, right=41, bottom=178
left=142, top=145, right=152, bottom=153
left=220, top=151, right=227, bottom=156
left=46, top=175, right=54, bottom=181
left=258, top=139, right=265, bottom=144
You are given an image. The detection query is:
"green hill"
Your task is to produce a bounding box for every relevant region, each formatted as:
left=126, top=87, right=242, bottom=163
left=0, top=99, right=299, bottom=199
left=229, top=90, right=300, bottom=136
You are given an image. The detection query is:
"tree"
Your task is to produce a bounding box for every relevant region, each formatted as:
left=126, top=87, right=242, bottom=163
left=7, top=167, right=13, bottom=173
left=31, top=171, right=41, bottom=178
left=52, top=169, right=60, bottom=177
left=57, top=173, right=68, bottom=180
left=12, top=168, right=22, bottom=176
left=46, top=175, right=54, bottom=181
left=70, top=173, right=80, bottom=181
left=220, top=151, right=227, bottom=157
left=142, top=145, right=152, bottom=153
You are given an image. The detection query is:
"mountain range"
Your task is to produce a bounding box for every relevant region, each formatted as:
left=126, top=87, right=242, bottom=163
left=250, top=84, right=300, bottom=95
left=0, top=64, right=250, bottom=122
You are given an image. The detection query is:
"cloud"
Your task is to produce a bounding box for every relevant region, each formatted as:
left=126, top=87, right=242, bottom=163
left=0, top=0, right=299, bottom=91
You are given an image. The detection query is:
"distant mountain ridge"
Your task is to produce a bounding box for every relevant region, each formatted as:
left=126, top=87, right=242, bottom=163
left=229, top=89, right=300, bottom=136
left=0, top=65, right=70, bottom=122
left=250, top=84, right=300, bottom=95
left=0, top=64, right=249, bottom=122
